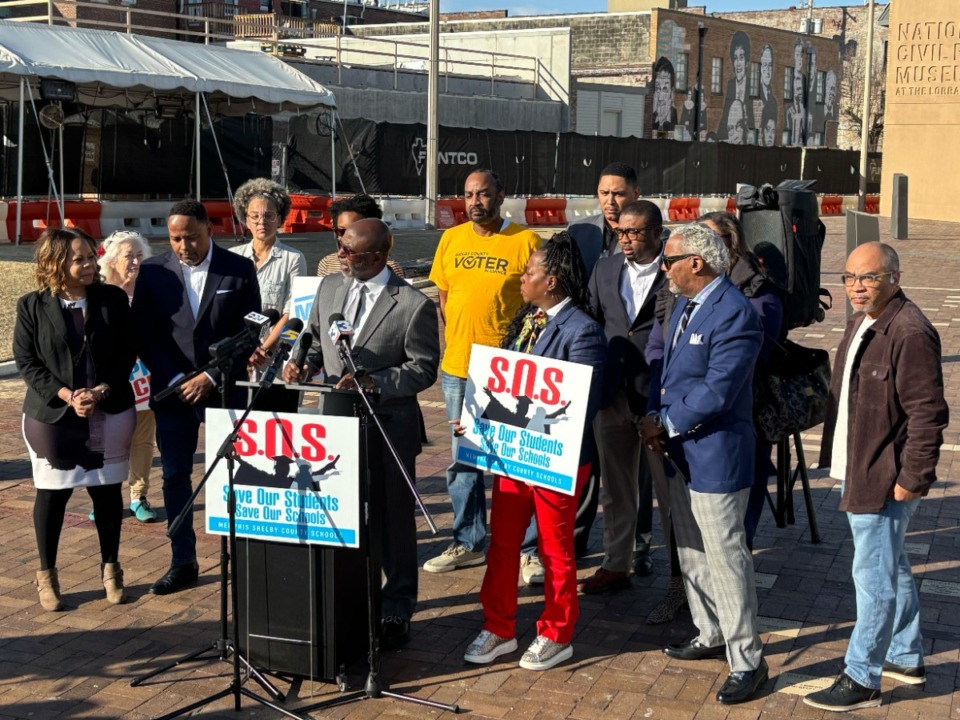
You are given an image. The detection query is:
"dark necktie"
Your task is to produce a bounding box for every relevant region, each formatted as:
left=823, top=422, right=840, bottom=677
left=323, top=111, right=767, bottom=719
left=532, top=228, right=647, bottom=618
left=673, top=301, right=697, bottom=349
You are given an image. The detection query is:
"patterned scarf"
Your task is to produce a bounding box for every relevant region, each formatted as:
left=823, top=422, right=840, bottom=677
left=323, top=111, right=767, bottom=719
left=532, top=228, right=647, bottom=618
left=512, top=309, right=548, bottom=353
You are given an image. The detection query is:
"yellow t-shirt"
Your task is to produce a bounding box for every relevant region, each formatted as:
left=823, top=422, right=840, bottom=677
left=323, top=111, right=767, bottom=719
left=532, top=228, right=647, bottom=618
left=430, top=220, right=541, bottom=377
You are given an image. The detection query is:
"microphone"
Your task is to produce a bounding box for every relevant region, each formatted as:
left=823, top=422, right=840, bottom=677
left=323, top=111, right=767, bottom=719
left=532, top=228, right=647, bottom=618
left=327, top=313, right=366, bottom=378
left=260, top=318, right=304, bottom=390
left=294, top=332, right=313, bottom=370
left=327, top=313, right=354, bottom=348
left=209, top=309, right=279, bottom=363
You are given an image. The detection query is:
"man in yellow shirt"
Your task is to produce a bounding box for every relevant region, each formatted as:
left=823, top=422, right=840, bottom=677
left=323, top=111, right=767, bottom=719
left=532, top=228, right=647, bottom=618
left=424, top=169, right=541, bottom=573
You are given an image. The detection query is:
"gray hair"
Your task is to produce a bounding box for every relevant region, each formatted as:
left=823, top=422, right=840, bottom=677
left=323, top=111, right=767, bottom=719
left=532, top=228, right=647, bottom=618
left=233, top=177, right=292, bottom=224
left=670, top=223, right=730, bottom=275
left=98, top=231, right=152, bottom=281
left=876, top=242, right=900, bottom=272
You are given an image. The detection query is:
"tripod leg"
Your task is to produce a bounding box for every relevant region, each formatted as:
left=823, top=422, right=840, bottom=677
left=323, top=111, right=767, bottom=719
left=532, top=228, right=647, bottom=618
left=152, top=687, right=234, bottom=720
left=774, top=439, right=787, bottom=528
left=236, top=650, right=286, bottom=701
left=129, top=642, right=220, bottom=687
left=381, top=689, right=460, bottom=712
left=792, top=432, right=822, bottom=544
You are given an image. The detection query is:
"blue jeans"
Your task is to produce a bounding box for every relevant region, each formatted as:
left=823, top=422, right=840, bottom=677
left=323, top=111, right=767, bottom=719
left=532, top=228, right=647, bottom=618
left=845, top=498, right=923, bottom=689
left=155, top=408, right=204, bottom=567
left=441, top=372, right=487, bottom=552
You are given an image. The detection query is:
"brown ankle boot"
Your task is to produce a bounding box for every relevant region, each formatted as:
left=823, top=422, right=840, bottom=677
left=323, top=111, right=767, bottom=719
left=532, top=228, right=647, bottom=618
left=36, top=568, right=64, bottom=611
left=102, top=562, right=126, bottom=605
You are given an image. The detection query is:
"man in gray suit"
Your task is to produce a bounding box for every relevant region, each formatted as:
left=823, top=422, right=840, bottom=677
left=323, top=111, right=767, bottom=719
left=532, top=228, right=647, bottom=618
left=284, top=218, right=440, bottom=650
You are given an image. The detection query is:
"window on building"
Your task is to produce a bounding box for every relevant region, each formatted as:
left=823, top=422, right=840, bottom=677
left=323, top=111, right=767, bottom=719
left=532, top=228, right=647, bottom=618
left=814, top=132, right=824, bottom=146
left=260, top=0, right=270, bottom=11
left=816, top=71, right=826, bottom=103
left=784, top=67, right=793, bottom=100
left=601, top=110, right=622, bottom=137
left=676, top=53, right=689, bottom=92
left=711, top=58, right=722, bottom=94
left=749, top=62, right=761, bottom=97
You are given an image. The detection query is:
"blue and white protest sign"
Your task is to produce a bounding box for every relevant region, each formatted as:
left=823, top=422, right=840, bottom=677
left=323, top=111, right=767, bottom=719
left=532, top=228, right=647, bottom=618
left=205, top=410, right=360, bottom=547
left=456, top=345, right=593, bottom=496
left=129, top=357, right=151, bottom=411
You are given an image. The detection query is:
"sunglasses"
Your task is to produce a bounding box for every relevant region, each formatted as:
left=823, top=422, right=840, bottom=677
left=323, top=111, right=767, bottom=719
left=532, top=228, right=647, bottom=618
left=336, top=238, right=378, bottom=258
left=661, top=253, right=697, bottom=270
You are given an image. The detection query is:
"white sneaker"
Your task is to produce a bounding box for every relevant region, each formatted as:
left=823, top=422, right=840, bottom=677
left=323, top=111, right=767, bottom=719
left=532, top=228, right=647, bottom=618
left=520, top=554, right=545, bottom=585
left=519, top=635, right=573, bottom=671
left=423, top=543, right=486, bottom=574
left=464, top=630, right=518, bottom=664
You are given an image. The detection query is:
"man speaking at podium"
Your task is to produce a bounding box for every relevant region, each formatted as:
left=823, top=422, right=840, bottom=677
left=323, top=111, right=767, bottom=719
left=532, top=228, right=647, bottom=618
left=283, top=218, right=440, bottom=651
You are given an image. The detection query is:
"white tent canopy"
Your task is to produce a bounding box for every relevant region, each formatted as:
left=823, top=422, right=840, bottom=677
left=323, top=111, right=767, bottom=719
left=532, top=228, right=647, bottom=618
left=0, top=21, right=336, bottom=115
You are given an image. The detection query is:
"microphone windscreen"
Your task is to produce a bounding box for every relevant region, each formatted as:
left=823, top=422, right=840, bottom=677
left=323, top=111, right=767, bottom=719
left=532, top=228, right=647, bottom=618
left=327, top=313, right=345, bottom=326
left=285, top=317, right=305, bottom=333
left=263, top=308, right=282, bottom=326
left=295, top=332, right=313, bottom=367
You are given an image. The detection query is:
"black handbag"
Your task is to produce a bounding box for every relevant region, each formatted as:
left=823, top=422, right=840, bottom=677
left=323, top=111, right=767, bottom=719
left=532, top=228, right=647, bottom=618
left=753, top=339, right=831, bottom=443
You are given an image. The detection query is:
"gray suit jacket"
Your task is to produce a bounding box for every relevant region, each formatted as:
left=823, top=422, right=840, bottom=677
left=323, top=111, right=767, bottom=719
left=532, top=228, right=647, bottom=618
left=305, top=270, right=440, bottom=451
left=567, top=214, right=621, bottom=278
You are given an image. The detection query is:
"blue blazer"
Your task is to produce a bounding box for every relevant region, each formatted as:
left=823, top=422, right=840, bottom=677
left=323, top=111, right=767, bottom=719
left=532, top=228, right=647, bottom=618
left=653, top=276, right=762, bottom=494
left=132, top=243, right=261, bottom=412
left=529, top=302, right=607, bottom=466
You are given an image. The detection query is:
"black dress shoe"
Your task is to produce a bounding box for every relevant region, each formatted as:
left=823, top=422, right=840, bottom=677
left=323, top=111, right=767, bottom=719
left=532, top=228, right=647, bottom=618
left=664, top=638, right=726, bottom=661
left=380, top=616, right=410, bottom=651
left=149, top=563, right=199, bottom=595
left=717, top=658, right=769, bottom=704
left=632, top=547, right=653, bottom=576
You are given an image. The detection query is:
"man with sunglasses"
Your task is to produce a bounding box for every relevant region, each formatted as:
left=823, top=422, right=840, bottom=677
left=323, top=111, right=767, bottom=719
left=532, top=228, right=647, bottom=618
left=285, top=218, right=440, bottom=651
left=639, top=223, right=767, bottom=706
left=425, top=169, right=541, bottom=575
left=804, top=243, right=947, bottom=713
left=578, top=201, right=665, bottom=595
left=316, top=194, right=405, bottom=279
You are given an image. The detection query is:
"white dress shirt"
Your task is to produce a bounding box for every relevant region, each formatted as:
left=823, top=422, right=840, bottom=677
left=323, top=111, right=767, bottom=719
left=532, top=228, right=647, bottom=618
left=181, top=241, right=214, bottom=320
left=347, top=265, right=391, bottom=336
left=619, top=257, right=660, bottom=322
left=830, top=315, right=877, bottom=484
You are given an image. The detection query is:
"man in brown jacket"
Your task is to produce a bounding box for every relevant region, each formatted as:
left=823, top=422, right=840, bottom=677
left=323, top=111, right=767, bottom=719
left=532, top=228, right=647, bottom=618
left=804, top=242, right=948, bottom=713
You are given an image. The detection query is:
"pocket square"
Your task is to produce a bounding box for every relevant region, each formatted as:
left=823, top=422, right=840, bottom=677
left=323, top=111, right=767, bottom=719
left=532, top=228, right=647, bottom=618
left=690, top=333, right=704, bottom=345
left=215, top=288, right=234, bottom=295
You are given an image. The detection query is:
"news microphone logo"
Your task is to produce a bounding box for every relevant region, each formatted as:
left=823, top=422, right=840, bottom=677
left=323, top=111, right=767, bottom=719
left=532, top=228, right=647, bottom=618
left=278, top=318, right=304, bottom=345
left=327, top=313, right=354, bottom=346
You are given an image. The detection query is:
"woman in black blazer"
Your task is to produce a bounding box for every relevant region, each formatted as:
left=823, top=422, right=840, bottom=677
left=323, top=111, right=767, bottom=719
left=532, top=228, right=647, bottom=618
left=14, top=228, right=137, bottom=611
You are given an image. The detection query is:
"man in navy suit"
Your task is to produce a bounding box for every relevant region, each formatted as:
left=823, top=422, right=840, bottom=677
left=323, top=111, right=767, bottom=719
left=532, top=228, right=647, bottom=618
left=133, top=200, right=261, bottom=595
left=640, top=223, right=768, bottom=705
left=579, top=201, right=665, bottom=594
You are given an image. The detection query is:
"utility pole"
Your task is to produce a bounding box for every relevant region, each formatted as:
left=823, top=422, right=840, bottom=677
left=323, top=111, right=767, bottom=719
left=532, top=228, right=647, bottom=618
left=425, top=0, right=439, bottom=228
left=857, top=0, right=875, bottom=212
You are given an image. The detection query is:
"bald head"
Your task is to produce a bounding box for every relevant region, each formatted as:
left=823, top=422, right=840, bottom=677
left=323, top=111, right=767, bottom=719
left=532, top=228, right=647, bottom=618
left=340, top=217, right=390, bottom=280
left=844, top=242, right=901, bottom=318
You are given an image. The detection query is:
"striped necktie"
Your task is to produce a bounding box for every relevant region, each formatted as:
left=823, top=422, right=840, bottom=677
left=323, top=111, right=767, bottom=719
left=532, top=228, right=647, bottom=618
left=673, top=301, right=697, bottom=349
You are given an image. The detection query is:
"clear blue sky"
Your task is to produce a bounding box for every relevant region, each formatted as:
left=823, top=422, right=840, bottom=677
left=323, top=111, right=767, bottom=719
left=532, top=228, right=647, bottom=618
left=439, top=0, right=887, bottom=18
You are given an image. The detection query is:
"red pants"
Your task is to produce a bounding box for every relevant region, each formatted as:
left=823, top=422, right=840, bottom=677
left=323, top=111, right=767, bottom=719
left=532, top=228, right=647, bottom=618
left=479, top=464, right=591, bottom=645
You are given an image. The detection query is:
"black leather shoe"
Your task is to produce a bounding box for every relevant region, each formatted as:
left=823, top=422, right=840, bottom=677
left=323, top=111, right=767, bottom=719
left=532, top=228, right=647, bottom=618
left=632, top=547, right=653, bottom=576
left=380, top=616, right=410, bottom=651
left=664, top=639, right=726, bottom=661
left=149, top=563, right=199, bottom=595
left=717, top=658, right=769, bottom=704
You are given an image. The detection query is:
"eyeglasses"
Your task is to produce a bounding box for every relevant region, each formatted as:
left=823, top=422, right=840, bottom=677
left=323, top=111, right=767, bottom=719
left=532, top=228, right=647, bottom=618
left=336, top=238, right=378, bottom=258
left=247, top=212, right=278, bottom=225
left=662, top=253, right=697, bottom=270
left=613, top=226, right=655, bottom=240
left=840, top=272, right=895, bottom=288
left=333, top=226, right=347, bottom=238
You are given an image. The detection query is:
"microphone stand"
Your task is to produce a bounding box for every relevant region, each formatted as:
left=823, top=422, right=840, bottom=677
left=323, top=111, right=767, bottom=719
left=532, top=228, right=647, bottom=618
left=300, top=343, right=457, bottom=714
left=130, top=348, right=307, bottom=720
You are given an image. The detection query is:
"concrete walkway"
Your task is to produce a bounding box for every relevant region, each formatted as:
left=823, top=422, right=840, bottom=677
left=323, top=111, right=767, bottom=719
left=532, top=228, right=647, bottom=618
left=0, top=217, right=959, bottom=719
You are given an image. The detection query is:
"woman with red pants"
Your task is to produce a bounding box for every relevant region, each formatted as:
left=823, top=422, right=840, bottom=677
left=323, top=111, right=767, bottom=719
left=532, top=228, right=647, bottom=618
left=461, top=232, right=607, bottom=671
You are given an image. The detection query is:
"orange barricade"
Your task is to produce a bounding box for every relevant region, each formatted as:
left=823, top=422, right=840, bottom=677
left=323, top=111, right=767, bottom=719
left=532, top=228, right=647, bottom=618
left=820, top=195, right=843, bottom=216
left=5, top=200, right=103, bottom=242
left=436, top=199, right=467, bottom=230
left=524, top=198, right=567, bottom=226
left=203, top=200, right=242, bottom=237
left=668, top=197, right=700, bottom=222
left=864, top=195, right=880, bottom=214
left=283, top=194, right=333, bottom=233
left=726, top=197, right=737, bottom=214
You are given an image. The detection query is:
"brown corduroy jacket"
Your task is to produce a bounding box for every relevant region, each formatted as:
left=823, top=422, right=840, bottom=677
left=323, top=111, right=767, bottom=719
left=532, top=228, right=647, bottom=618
left=819, top=291, right=948, bottom=513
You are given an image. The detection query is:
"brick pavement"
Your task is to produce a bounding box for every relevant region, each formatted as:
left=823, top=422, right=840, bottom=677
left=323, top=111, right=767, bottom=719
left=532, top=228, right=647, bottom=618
left=0, top=217, right=959, bottom=719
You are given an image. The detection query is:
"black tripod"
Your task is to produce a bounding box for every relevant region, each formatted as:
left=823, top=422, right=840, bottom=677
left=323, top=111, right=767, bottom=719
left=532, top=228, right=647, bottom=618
left=768, top=431, right=821, bottom=543
left=300, top=347, right=459, bottom=715
left=130, top=347, right=307, bottom=720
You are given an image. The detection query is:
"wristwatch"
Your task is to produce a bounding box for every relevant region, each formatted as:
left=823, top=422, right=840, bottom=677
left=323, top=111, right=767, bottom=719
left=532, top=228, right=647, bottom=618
left=646, top=411, right=663, bottom=430
left=96, top=384, right=111, bottom=400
